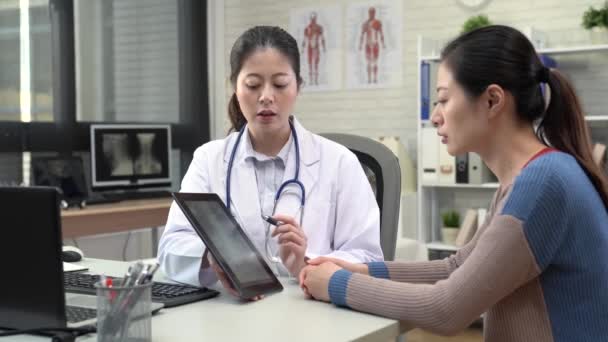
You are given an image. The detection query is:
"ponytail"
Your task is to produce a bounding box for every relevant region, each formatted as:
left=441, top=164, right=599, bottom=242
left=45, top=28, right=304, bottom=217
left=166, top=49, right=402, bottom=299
left=227, top=93, right=247, bottom=133
left=539, top=69, right=608, bottom=209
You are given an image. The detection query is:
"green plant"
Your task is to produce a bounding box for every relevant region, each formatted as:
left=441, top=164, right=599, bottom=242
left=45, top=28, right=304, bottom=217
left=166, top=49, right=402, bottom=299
left=582, top=2, right=608, bottom=30
left=462, top=14, right=492, bottom=34
left=441, top=211, right=460, bottom=228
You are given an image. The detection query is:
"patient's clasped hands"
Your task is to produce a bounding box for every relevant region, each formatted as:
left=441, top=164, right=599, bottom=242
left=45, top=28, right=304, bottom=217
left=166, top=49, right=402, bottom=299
left=299, top=257, right=369, bottom=302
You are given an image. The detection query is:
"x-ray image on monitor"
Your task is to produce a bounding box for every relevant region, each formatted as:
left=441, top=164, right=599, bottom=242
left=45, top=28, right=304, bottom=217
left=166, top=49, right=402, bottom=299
left=135, top=133, right=163, bottom=175
left=102, top=133, right=134, bottom=176
left=91, top=124, right=171, bottom=190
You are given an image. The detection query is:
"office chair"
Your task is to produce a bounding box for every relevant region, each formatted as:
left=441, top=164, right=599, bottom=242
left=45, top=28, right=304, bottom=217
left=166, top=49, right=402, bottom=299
left=321, top=133, right=401, bottom=261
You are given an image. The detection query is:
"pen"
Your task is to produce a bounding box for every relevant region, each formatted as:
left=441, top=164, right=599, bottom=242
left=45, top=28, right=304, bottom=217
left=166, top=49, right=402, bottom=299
left=144, top=263, right=160, bottom=283
left=105, top=276, right=116, bottom=302
left=261, top=214, right=284, bottom=226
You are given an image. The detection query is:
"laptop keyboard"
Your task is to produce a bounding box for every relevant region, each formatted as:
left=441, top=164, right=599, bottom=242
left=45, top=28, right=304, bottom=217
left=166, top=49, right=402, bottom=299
left=66, top=306, right=97, bottom=323
left=64, top=273, right=219, bottom=308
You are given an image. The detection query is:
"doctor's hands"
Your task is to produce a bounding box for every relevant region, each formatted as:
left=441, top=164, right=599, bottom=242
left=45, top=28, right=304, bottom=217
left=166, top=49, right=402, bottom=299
left=298, top=261, right=342, bottom=302
left=204, top=251, right=263, bottom=301
left=271, top=214, right=308, bottom=277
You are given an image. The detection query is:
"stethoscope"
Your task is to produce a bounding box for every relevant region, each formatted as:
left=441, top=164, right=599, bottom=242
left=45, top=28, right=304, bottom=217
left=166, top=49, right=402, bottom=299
left=225, top=120, right=306, bottom=265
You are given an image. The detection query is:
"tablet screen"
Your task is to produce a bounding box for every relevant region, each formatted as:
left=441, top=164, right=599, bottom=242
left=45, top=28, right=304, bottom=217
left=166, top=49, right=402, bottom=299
left=173, top=193, right=282, bottom=295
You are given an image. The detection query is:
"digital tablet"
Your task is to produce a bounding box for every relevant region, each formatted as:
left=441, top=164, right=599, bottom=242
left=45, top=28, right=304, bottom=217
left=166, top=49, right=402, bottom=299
left=172, top=192, right=283, bottom=298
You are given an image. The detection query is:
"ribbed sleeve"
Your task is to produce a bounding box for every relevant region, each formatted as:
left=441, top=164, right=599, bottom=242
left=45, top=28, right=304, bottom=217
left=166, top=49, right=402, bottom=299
left=367, top=262, right=390, bottom=279
left=383, top=260, right=450, bottom=283
left=342, top=215, right=547, bottom=339
left=328, top=269, right=353, bottom=307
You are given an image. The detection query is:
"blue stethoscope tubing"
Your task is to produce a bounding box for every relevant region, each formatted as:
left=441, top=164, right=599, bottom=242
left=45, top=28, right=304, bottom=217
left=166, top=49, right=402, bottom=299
left=226, top=119, right=306, bottom=215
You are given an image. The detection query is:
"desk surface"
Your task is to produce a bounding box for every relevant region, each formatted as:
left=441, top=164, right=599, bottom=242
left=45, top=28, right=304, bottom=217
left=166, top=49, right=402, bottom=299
left=7, top=258, right=407, bottom=342
left=60, top=199, right=171, bottom=238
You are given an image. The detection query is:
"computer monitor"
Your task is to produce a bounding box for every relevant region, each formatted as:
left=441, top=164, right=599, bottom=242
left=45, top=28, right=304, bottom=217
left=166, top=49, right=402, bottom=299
left=32, top=155, right=89, bottom=204
left=90, top=124, right=172, bottom=190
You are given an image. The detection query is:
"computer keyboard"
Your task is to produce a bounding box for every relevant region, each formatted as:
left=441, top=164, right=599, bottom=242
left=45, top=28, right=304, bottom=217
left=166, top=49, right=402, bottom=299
left=64, top=273, right=219, bottom=308
left=66, top=306, right=97, bottom=323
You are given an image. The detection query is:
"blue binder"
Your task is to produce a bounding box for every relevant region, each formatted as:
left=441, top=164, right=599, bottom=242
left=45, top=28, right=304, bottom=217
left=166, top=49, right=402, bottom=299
left=420, top=61, right=430, bottom=120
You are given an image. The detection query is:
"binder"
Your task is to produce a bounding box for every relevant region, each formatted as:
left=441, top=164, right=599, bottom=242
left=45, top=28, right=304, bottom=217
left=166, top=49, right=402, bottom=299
left=377, top=136, right=416, bottom=193
left=477, top=208, right=488, bottom=229
left=539, top=54, right=557, bottom=68
left=438, top=142, right=455, bottom=184
left=420, top=62, right=430, bottom=120
left=592, top=143, right=606, bottom=169
left=429, top=62, right=438, bottom=117
left=468, top=152, right=494, bottom=184
left=455, top=154, right=468, bottom=183
left=421, top=127, right=439, bottom=183
left=455, top=209, right=478, bottom=247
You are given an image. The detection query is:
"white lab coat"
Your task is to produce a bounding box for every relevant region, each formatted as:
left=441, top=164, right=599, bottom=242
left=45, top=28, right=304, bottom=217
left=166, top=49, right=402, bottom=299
left=158, top=118, right=383, bottom=286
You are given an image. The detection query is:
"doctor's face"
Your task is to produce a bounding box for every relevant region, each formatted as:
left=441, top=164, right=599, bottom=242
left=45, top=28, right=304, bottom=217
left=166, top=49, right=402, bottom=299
left=430, top=63, right=490, bottom=156
left=235, top=48, right=299, bottom=136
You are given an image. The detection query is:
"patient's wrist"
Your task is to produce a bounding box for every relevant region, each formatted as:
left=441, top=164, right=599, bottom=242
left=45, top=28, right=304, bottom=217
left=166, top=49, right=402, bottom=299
left=362, top=264, right=370, bottom=275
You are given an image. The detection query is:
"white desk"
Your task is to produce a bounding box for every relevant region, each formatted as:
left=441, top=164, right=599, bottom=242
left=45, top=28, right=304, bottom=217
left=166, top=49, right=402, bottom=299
left=7, top=259, right=408, bottom=342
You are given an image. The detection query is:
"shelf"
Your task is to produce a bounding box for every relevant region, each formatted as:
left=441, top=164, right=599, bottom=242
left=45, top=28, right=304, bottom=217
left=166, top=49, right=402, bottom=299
left=420, top=44, right=608, bottom=63
left=420, top=55, right=440, bottom=62
left=423, top=116, right=608, bottom=125
left=537, top=44, right=608, bottom=55
left=585, top=115, right=608, bottom=122
left=426, top=242, right=459, bottom=251
left=421, top=183, right=499, bottom=189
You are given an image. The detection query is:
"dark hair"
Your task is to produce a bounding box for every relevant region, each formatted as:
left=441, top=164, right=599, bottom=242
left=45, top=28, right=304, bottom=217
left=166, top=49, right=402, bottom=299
left=441, top=25, right=608, bottom=209
left=227, top=26, right=303, bottom=132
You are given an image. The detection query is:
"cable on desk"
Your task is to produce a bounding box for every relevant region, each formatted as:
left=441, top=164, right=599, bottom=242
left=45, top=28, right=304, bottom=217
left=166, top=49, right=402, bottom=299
left=122, top=231, right=132, bottom=261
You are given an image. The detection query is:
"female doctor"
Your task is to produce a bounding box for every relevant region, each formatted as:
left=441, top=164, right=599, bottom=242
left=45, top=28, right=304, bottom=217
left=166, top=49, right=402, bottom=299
left=158, top=26, right=383, bottom=297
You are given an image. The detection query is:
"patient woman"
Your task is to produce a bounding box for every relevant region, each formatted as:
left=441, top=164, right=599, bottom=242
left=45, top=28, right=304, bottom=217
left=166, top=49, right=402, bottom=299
left=300, top=25, right=608, bottom=341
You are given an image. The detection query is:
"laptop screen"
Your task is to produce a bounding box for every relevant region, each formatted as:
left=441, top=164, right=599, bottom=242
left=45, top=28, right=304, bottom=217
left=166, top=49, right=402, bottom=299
left=0, top=187, right=66, bottom=330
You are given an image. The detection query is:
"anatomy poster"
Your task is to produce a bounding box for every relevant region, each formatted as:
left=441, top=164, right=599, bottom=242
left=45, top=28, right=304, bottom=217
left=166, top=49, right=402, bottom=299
left=345, top=0, right=402, bottom=89
left=290, top=6, right=342, bottom=92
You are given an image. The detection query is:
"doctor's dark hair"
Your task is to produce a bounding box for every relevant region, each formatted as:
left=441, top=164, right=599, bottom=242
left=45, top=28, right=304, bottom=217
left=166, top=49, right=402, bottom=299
left=227, top=26, right=303, bottom=132
left=441, top=25, right=608, bottom=209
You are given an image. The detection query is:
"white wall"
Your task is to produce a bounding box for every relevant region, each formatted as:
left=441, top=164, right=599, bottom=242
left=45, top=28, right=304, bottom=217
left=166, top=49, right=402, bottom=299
left=213, top=0, right=607, bottom=152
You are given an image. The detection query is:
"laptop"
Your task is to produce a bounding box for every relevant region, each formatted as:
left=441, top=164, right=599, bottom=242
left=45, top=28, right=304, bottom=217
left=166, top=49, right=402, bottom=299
left=0, top=186, right=162, bottom=331
left=172, top=192, right=283, bottom=298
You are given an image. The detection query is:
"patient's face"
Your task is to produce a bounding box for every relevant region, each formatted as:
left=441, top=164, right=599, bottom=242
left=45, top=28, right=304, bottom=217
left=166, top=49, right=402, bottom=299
left=235, top=48, right=299, bottom=139
left=430, top=63, right=490, bottom=156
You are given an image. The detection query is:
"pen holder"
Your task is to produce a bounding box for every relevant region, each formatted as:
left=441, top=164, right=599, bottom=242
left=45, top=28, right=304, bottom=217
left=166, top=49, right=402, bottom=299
left=95, top=281, right=152, bottom=342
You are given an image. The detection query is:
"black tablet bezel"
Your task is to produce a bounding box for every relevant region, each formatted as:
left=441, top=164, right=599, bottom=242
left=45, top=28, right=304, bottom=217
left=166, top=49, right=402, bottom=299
left=172, top=192, right=283, bottom=298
